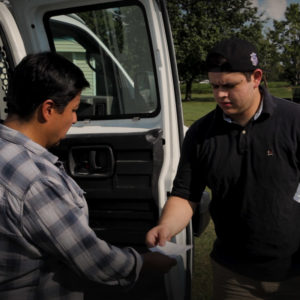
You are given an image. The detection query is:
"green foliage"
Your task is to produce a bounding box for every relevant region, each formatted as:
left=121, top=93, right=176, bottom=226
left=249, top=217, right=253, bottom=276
left=267, top=3, right=300, bottom=86
left=168, top=1, right=300, bottom=100
left=167, top=0, right=265, bottom=101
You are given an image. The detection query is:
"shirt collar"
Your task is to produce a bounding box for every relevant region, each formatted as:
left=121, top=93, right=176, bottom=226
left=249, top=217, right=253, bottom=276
left=0, top=123, right=59, bottom=164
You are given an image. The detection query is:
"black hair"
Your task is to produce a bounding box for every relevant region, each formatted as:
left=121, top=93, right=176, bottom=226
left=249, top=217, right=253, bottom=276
left=6, top=52, right=89, bottom=119
left=206, top=53, right=252, bottom=82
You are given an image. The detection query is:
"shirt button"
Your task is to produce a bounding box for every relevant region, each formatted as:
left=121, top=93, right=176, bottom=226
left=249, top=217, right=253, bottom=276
left=242, top=130, right=246, bottom=134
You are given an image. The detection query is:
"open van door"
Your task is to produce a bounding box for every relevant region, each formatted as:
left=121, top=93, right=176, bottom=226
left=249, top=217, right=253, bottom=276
left=0, top=0, right=210, bottom=299
left=0, top=1, right=26, bottom=119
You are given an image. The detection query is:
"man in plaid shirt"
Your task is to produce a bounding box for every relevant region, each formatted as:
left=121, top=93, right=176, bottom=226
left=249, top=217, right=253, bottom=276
left=0, top=52, right=176, bottom=299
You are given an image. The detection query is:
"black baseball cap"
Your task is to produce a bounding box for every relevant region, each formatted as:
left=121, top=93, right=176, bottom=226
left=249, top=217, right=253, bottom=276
left=206, top=37, right=260, bottom=72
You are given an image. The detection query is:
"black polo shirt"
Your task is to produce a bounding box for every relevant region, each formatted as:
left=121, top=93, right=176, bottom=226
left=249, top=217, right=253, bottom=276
left=171, top=87, right=300, bottom=281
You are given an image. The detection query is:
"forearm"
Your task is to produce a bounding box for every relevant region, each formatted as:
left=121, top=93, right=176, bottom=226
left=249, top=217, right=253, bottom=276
left=23, top=180, right=143, bottom=286
left=158, top=196, right=196, bottom=237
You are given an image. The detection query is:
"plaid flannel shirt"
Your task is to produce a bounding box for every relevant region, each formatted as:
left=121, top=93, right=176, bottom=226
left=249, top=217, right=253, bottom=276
left=0, top=124, right=142, bottom=300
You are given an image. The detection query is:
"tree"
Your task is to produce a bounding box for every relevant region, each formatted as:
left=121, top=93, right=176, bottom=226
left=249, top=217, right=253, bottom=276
left=267, top=3, right=300, bottom=86
left=167, top=0, right=265, bottom=100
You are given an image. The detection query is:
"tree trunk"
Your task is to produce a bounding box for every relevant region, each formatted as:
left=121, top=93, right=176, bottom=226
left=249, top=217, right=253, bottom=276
left=184, top=79, right=193, bottom=101
left=263, top=73, right=268, bottom=89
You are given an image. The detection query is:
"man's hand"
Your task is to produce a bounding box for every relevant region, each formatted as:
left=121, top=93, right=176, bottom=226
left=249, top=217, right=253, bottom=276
left=145, top=224, right=172, bottom=248
left=141, top=252, right=177, bottom=274
left=145, top=196, right=195, bottom=248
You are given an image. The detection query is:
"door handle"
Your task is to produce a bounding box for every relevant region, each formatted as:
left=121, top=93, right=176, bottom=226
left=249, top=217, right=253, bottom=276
left=69, top=145, right=115, bottom=178
left=89, top=150, right=103, bottom=171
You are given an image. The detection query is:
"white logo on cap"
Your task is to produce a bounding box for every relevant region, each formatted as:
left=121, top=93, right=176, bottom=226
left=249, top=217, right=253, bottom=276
left=250, top=52, right=258, bottom=66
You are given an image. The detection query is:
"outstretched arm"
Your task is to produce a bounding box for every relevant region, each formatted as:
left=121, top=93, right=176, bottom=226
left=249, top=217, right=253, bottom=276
left=145, top=196, right=197, bottom=247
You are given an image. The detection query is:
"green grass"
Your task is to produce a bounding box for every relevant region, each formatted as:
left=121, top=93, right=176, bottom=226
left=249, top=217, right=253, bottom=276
left=182, top=81, right=293, bottom=300
left=182, top=101, right=216, bottom=127
left=268, top=86, right=293, bottom=99
left=182, top=82, right=293, bottom=127
left=191, top=221, right=215, bottom=300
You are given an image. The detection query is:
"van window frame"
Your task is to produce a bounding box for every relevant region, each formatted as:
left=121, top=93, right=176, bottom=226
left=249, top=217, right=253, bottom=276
left=43, top=0, right=161, bottom=121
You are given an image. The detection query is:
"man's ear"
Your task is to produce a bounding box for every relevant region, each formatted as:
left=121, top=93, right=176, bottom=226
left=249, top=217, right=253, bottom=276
left=41, top=99, right=55, bottom=121
left=252, top=69, right=263, bottom=88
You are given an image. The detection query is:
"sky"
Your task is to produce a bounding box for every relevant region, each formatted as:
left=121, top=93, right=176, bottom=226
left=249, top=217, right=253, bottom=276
left=250, top=0, right=299, bottom=24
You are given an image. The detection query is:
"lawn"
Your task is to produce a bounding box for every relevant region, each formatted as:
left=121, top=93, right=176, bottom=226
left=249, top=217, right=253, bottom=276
left=182, top=82, right=293, bottom=300
left=182, top=82, right=293, bottom=128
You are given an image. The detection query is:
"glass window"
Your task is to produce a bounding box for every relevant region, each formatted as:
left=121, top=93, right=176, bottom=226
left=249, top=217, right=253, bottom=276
left=45, top=4, right=159, bottom=120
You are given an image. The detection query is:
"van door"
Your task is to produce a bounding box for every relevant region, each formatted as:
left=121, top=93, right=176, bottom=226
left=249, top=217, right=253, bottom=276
left=0, top=1, right=193, bottom=299
left=0, top=2, right=26, bottom=119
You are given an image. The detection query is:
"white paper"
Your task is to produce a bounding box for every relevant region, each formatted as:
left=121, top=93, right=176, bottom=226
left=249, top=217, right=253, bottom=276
left=293, top=183, right=300, bottom=203
left=149, top=241, right=193, bottom=258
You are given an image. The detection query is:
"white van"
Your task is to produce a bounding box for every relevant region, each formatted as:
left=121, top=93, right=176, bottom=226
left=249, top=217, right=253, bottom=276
left=0, top=1, right=210, bottom=299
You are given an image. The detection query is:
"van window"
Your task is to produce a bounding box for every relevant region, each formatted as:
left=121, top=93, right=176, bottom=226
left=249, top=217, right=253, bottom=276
left=45, top=4, right=159, bottom=120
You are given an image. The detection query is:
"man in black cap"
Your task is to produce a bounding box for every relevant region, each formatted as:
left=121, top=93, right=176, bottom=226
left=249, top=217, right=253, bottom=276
left=146, top=37, right=300, bottom=299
